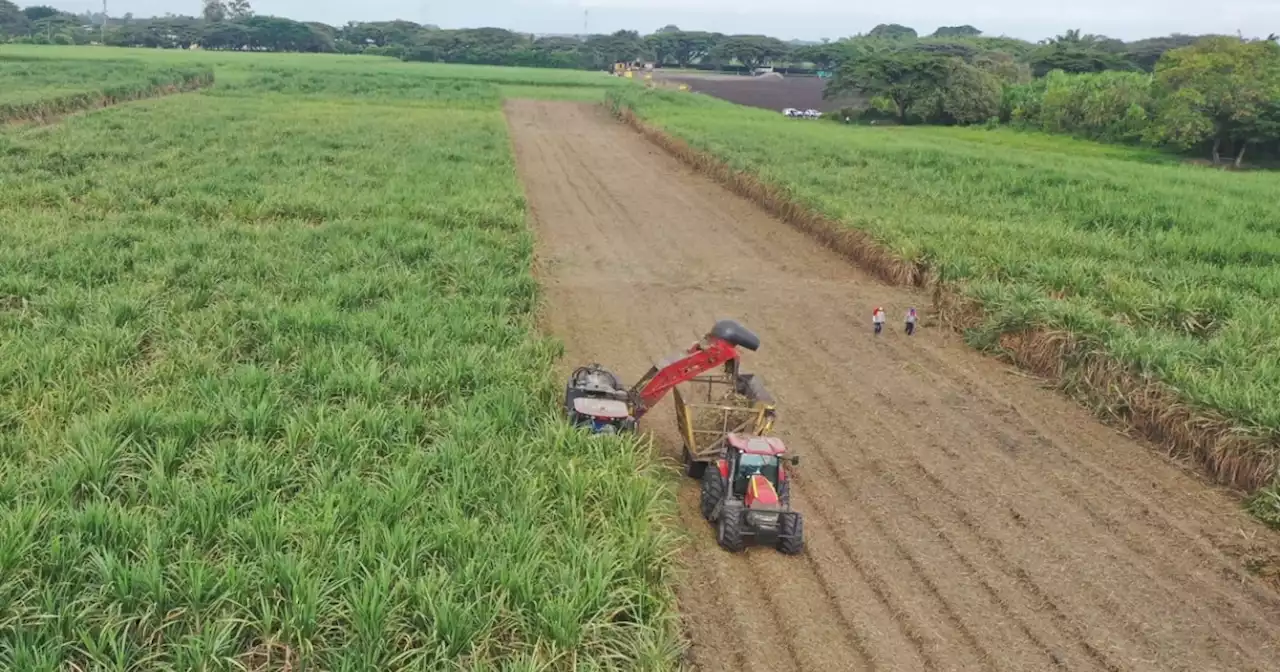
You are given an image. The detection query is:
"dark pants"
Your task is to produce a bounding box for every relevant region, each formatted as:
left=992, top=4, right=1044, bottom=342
left=906, top=322, right=915, bottom=335
left=874, top=322, right=883, bottom=334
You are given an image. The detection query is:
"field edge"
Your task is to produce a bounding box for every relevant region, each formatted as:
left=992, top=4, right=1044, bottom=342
left=602, top=93, right=1280, bottom=520
left=0, top=68, right=215, bottom=125
left=501, top=100, right=691, bottom=667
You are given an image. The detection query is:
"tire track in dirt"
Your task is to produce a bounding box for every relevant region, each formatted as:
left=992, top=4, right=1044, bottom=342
left=505, top=99, right=1280, bottom=672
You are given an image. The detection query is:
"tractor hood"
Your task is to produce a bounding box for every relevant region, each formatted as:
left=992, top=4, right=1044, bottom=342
left=745, top=473, right=780, bottom=509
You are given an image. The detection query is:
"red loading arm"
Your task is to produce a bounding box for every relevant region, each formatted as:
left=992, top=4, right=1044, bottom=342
left=628, top=336, right=740, bottom=420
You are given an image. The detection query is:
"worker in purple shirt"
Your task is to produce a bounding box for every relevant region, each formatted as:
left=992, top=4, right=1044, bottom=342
left=905, top=307, right=918, bottom=335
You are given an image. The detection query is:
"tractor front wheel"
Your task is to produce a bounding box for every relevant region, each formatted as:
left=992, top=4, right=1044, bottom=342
left=700, top=466, right=725, bottom=521
left=717, top=502, right=746, bottom=552
left=777, top=511, right=804, bottom=555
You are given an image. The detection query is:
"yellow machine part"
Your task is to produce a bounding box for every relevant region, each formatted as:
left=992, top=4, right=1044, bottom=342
left=673, top=378, right=775, bottom=463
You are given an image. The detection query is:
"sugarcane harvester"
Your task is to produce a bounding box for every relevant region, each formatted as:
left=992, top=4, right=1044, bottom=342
left=563, top=320, right=804, bottom=554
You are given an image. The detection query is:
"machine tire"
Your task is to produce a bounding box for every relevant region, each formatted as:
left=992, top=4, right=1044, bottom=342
left=683, top=446, right=707, bottom=479
left=717, top=502, right=746, bottom=552
left=777, top=511, right=804, bottom=555
left=699, top=466, right=725, bottom=521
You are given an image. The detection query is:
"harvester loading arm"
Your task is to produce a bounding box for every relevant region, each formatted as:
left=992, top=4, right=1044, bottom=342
left=628, top=320, right=761, bottom=420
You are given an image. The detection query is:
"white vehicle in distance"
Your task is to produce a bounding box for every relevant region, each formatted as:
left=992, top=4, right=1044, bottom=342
left=803, top=109, right=823, bottom=119
left=781, top=107, right=801, bottom=117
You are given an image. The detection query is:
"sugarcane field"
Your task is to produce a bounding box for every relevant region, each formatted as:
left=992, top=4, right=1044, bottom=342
left=2, top=9, right=1280, bottom=671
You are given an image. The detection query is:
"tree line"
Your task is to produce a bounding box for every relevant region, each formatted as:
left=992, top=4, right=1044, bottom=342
left=0, top=4, right=1233, bottom=75
left=2, top=3, right=1276, bottom=163
left=820, top=31, right=1280, bottom=166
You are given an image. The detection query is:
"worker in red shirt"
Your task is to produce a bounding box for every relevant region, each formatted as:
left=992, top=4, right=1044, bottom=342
left=872, top=306, right=885, bottom=335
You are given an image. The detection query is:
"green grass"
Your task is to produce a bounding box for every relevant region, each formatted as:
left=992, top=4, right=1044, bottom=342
left=0, top=56, right=161, bottom=104
left=0, top=52, right=676, bottom=669
left=889, top=124, right=1182, bottom=165
left=0, top=55, right=212, bottom=121
left=610, top=87, right=1280, bottom=504
left=0, top=44, right=626, bottom=88
left=499, top=84, right=612, bottom=102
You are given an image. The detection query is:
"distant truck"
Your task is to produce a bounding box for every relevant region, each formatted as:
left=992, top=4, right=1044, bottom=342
left=781, top=108, right=823, bottom=119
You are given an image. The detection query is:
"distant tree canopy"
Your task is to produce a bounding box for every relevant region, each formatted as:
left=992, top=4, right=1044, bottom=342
left=816, top=26, right=1280, bottom=164
left=710, top=35, right=791, bottom=69
left=826, top=43, right=1008, bottom=124
left=1146, top=36, right=1280, bottom=165
left=931, top=25, right=982, bottom=38
left=0, top=1, right=30, bottom=37
left=868, top=24, right=918, bottom=40
left=20, top=4, right=56, bottom=21
left=3, top=3, right=1277, bottom=159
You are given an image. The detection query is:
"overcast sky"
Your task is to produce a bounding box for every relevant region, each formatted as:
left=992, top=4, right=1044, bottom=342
left=51, top=0, right=1280, bottom=42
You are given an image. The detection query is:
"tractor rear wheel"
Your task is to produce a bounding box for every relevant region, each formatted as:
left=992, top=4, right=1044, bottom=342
left=717, top=502, right=746, bottom=552
left=699, top=465, right=725, bottom=521
left=777, top=511, right=804, bottom=555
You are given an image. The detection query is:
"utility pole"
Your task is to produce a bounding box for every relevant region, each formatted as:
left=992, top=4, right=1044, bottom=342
left=583, top=9, right=588, bottom=35
left=100, top=0, right=106, bottom=44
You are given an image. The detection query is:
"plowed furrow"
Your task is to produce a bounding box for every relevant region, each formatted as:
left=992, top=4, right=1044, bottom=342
left=505, top=99, right=1280, bottom=672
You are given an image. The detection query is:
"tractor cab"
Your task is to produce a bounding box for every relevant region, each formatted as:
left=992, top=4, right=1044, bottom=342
left=724, top=434, right=796, bottom=508
left=700, top=433, right=803, bottom=554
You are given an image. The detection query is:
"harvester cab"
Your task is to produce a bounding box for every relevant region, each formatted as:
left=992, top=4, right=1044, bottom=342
left=699, top=433, right=804, bottom=554
left=564, top=364, right=635, bottom=434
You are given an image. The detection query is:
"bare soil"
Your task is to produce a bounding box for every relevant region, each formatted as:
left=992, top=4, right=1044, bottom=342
left=650, top=70, right=862, bottom=113
left=504, top=99, right=1280, bottom=672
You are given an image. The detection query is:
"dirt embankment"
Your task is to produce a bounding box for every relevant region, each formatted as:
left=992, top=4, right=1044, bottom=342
left=505, top=99, right=1280, bottom=672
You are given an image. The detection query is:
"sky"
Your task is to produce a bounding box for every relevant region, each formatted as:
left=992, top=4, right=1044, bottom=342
left=49, top=0, right=1280, bottom=42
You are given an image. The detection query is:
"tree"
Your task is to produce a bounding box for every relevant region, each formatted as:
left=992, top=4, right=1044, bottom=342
left=1027, top=29, right=1133, bottom=75
left=931, top=25, right=981, bottom=38
left=21, top=5, right=59, bottom=21
left=528, top=36, right=586, bottom=69
left=200, top=20, right=251, bottom=49
left=793, top=42, right=847, bottom=71
left=1124, top=34, right=1209, bottom=71
left=935, top=58, right=1002, bottom=124
left=29, top=13, right=79, bottom=43
left=868, top=24, right=917, bottom=40
left=710, top=35, right=790, bottom=70
left=201, top=0, right=226, bottom=23
left=672, top=31, right=719, bottom=67
left=1147, top=36, right=1280, bottom=165
left=0, top=0, right=28, bottom=37
left=227, top=0, right=252, bottom=20
left=341, top=20, right=423, bottom=48
left=583, top=30, right=646, bottom=69
left=973, top=50, right=1032, bottom=84
left=827, top=48, right=948, bottom=121
left=645, top=30, right=680, bottom=65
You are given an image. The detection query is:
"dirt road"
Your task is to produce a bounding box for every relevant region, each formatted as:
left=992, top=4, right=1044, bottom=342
left=504, top=99, right=1280, bottom=672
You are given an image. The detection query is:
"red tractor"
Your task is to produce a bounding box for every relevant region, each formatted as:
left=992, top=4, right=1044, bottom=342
left=699, top=434, right=804, bottom=554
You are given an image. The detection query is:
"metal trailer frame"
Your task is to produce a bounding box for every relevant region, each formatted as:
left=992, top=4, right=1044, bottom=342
left=673, top=363, right=776, bottom=479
